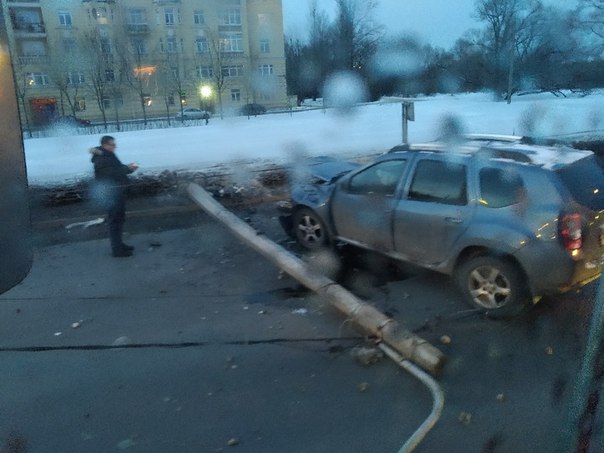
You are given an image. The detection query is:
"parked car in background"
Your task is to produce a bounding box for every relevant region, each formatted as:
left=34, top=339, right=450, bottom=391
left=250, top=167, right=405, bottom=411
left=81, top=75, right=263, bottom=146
left=280, top=135, right=604, bottom=317
left=240, top=103, right=267, bottom=116
left=175, top=108, right=211, bottom=120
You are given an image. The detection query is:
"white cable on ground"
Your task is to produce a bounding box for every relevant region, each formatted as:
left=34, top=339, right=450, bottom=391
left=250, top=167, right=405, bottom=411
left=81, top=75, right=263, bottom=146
left=379, top=343, right=445, bottom=453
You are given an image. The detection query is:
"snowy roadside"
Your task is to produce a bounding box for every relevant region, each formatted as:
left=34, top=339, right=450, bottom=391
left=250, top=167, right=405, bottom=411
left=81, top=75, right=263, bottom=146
left=24, top=90, right=604, bottom=189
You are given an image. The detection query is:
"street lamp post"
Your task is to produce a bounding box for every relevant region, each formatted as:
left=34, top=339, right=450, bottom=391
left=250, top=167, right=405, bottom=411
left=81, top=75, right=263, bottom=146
left=200, top=85, right=212, bottom=113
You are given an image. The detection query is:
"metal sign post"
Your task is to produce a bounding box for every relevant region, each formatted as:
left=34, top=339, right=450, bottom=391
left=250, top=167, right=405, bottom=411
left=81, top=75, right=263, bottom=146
left=402, top=101, right=415, bottom=144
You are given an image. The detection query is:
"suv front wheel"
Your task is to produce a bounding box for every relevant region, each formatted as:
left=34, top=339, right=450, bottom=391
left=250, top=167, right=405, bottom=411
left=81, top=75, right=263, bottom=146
left=455, top=256, right=530, bottom=318
left=293, top=208, right=329, bottom=250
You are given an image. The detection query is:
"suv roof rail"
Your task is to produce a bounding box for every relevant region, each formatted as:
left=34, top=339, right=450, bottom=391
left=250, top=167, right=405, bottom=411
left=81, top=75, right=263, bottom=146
left=475, top=147, right=534, bottom=163
left=388, top=144, right=411, bottom=153
left=519, top=136, right=565, bottom=146
left=464, top=134, right=523, bottom=143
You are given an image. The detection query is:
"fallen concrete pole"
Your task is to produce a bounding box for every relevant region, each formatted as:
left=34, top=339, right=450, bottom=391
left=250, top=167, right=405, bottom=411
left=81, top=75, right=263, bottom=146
left=188, top=183, right=445, bottom=375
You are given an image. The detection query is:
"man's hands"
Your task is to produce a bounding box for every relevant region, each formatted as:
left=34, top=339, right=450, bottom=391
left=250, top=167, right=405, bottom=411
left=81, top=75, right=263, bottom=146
left=127, top=162, right=139, bottom=171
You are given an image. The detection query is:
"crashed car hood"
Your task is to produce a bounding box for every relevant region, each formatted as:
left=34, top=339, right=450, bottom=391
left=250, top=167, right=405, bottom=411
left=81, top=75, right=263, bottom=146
left=308, top=157, right=360, bottom=183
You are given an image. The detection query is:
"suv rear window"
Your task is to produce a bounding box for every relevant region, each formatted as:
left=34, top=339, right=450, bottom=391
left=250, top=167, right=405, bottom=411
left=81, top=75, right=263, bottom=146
left=408, top=160, right=467, bottom=205
left=480, top=168, right=525, bottom=208
left=556, top=156, right=604, bottom=211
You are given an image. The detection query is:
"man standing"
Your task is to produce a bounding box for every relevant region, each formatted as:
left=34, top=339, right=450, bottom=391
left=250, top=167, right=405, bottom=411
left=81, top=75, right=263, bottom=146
left=90, top=136, right=138, bottom=257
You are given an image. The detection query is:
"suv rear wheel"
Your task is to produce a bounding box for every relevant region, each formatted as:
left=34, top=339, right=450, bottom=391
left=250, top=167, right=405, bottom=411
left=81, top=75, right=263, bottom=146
left=455, top=256, right=529, bottom=318
left=293, top=208, right=328, bottom=250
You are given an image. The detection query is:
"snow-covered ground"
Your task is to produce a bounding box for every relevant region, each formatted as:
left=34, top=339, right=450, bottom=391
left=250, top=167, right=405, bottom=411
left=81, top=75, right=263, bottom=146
left=24, top=91, right=604, bottom=186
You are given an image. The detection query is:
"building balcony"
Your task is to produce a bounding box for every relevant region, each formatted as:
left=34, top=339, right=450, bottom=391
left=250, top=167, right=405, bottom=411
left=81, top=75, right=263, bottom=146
left=127, top=24, right=149, bottom=34
left=12, top=22, right=46, bottom=35
left=17, top=55, right=50, bottom=65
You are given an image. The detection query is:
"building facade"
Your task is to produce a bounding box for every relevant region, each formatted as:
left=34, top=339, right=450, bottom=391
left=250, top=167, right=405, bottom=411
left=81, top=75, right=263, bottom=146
left=1, top=0, right=288, bottom=126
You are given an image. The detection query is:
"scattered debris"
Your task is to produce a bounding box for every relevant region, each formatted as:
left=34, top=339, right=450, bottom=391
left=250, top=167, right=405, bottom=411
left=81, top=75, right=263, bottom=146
left=54, top=332, right=62, bottom=337
left=117, top=437, right=137, bottom=450
left=357, top=382, right=370, bottom=392
left=440, top=335, right=452, bottom=345
left=351, top=346, right=384, bottom=367
left=496, top=393, right=505, bottom=402
left=458, top=412, right=472, bottom=425
left=258, top=310, right=267, bottom=315
left=15, top=308, right=21, bottom=314
left=227, top=438, right=239, bottom=447
left=65, top=217, right=104, bottom=230
left=2, top=431, right=27, bottom=453
left=112, top=336, right=133, bottom=347
left=243, top=306, right=249, bottom=311
left=71, top=320, right=84, bottom=329
left=149, top=241, right=162, bottom=247
left=291, top=308, right=308, bottom=315
left=545, top=346, right=554, bottom=355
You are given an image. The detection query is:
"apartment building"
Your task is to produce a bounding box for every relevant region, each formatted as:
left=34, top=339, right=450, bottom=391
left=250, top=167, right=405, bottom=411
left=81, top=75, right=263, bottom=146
left=0, top=0, right=288, bottom=125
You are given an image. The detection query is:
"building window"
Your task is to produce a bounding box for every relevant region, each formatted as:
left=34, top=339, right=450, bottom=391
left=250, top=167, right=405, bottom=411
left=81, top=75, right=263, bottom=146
left=168, top=94, right=176, bottom=106
left=102, top=97, right=111, bottom=109
left=197, top=66, right=214, bottom=79
left=127, top=8, right=145, bottom=25
left=105, top=69, right=115, bottom=82
left=222, top=65, right=243, bottom=77
left=166, top=37, right=178, bottom=53
left=76, top=97, right=86, bottom=112
left=231, top=89, right=241, bottom=102
left=66, top=71, right=85, bottom=85
left=132, top=39, right=147, bottom=55
left=221, top=8, right=241, bottom=26
left=193, top=10, right=205, bottom=25
left=28, top=73, right=49, bottom=86
left=63, top=38, right=77, bottom=53
left=260, top=39, right=270, bottom=53
left=195, top=37, right=208, bottom=53
left=219, top=33, right=243, bottom=52
left=165, top=8, right=175, bottom=26
left=58, top=11, right=72, bottom=27
left=258, top=64, right=274, bottom=76
left=171, top=67, right=179, bottom=79
left=100, top=38, right=112, bottom=55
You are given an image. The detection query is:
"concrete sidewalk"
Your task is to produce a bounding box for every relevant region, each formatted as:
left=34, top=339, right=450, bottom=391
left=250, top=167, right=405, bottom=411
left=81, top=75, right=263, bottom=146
left=0, top=221, right=432, bottom=453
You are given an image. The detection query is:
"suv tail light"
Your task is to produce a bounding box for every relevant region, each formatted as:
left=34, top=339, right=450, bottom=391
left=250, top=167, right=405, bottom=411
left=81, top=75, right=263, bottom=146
left=561, top=214, right=583, bottom=253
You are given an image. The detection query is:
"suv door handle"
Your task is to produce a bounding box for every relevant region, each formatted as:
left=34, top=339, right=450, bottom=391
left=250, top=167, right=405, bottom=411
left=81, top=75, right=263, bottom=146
left=445, top=217, right=463, bottom=224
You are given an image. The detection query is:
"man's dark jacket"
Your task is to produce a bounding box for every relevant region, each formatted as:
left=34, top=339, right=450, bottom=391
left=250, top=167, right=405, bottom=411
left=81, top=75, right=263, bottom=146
left=90, top=147, right=133, bottom=188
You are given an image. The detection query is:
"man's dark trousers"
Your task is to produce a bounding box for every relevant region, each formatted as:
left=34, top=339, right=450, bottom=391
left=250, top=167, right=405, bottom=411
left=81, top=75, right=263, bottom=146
left=108, top=192, right=126, bottom=253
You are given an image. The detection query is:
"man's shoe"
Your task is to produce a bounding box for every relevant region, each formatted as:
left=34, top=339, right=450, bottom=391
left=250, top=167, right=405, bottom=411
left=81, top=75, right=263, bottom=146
left=112, top=249, right=133, bottom=258
left=121, top=243, right=135, bottom=251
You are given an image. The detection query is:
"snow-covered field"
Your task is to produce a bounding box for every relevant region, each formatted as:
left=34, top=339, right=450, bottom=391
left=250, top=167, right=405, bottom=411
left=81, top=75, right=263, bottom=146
left=24, top=91, right=604, bottom=186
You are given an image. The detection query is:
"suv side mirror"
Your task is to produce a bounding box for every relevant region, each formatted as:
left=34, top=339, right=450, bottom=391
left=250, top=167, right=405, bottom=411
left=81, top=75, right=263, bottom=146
left=0, top=8, right=33, bottom=294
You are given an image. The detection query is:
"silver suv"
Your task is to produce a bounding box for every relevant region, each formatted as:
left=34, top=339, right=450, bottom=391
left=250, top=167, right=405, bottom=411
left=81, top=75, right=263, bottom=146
left=280, top=135, right=604, bottom=317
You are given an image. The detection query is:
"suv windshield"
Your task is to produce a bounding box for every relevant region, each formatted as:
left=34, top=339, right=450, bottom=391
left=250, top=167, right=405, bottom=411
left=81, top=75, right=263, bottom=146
left=557, top=156, right=604, bottom=211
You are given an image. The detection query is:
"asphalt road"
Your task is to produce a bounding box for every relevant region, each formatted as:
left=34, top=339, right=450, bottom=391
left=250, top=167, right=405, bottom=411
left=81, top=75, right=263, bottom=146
left=1, top=197, right=602, bottom=452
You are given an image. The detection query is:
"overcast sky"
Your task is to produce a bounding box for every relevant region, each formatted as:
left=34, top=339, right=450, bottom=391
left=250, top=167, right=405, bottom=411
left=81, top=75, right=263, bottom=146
left=282, top=0, right=579, bottom=48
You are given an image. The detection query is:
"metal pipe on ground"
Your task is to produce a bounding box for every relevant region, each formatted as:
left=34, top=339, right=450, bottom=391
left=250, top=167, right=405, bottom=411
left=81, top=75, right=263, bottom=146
left=379, top=343, right=445, bottom=452
left=187, top=183, right=445, bottom=376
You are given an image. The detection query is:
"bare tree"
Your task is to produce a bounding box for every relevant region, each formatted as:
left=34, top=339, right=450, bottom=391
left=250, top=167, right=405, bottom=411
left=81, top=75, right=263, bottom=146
left=47, top=45, right=85, bottom=117
left=158, top=53, right=188, bottom=124
left=12, top=62, right=33, bottom=138
left=82, top=31, right=114, bottom=129
left=199, top=29, right=237, bottom=119
left=577, top=0, right=604, bottom=52
left=118, top=39, right=154, bottom=126
left=332, top=0, right=382, bottom=71
left=473, top=0, right=544, bottom=102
